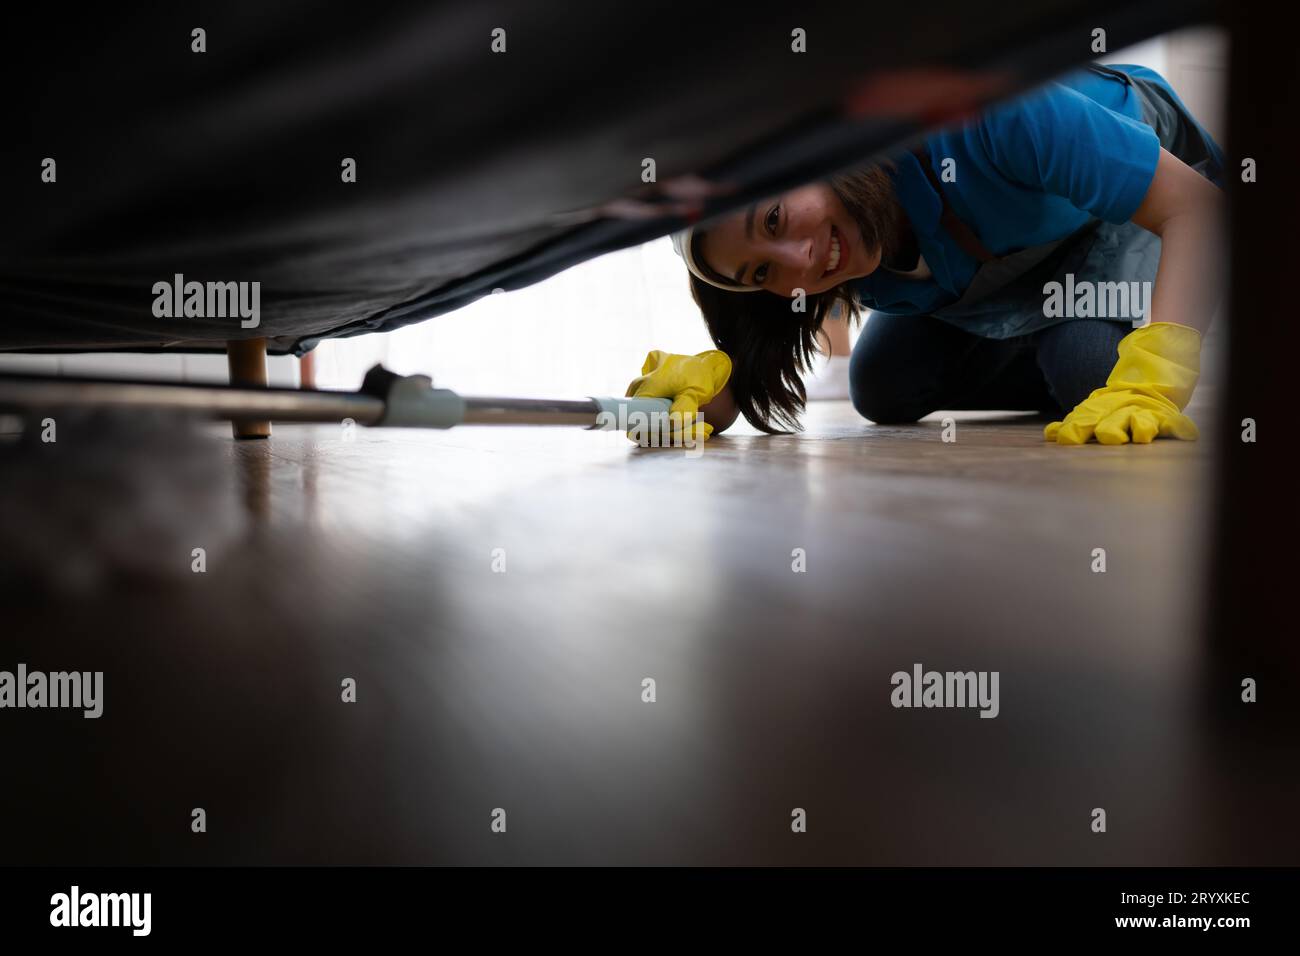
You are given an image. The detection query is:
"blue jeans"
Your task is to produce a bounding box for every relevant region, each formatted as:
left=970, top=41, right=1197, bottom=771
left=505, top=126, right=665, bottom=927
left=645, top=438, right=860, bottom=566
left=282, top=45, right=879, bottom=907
left=848, top=313, right=1129, bottom=423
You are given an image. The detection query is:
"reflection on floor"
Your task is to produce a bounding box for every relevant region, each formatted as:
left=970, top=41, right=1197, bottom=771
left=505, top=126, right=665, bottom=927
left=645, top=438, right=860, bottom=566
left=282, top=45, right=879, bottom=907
left=4, top=400, right=1290, bottom=865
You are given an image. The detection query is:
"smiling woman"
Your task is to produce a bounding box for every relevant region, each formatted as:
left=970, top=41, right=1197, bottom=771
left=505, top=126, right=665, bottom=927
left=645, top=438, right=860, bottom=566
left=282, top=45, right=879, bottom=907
left=662, top=62, right=1226, bottom=444
left=678, top=165, right=907, bottom=431
left=690, top=166, right=903, bottom=297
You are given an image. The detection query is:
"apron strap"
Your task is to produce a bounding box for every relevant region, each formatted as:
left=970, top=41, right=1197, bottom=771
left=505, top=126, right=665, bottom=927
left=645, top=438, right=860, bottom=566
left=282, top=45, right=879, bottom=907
left=1085, top=62, right=1133, bottom=86
left=912, top=147, right=995, bottom=263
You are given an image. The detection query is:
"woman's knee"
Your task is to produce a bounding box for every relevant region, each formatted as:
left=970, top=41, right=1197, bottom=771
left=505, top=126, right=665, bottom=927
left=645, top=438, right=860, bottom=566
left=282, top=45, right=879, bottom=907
left=848, top=346, right=927, bottom=424
left=1034, top=319, right=1128, bottom=411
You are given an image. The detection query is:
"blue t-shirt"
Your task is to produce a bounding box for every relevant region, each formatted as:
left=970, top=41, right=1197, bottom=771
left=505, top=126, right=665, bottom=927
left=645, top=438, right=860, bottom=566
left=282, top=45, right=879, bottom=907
left=853, top=65, right=1164, bottom=317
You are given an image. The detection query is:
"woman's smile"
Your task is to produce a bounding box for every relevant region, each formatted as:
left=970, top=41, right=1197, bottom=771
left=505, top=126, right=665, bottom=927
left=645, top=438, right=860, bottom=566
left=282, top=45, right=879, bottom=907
left=822, top=224, right=846, bottom=279
left=689, top=171, right=910, bottom=298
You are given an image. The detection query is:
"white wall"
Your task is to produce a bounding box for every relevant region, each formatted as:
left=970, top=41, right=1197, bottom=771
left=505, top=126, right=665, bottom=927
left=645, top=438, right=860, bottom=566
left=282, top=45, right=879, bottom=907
left=0, top=350, right=301, bottom=386
left=314, top=236, right=712, bottom=397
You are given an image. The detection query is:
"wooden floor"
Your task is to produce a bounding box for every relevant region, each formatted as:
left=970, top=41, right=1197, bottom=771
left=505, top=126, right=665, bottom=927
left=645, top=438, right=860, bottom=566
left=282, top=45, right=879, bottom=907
left=4, top=398, right=1291, bottom=865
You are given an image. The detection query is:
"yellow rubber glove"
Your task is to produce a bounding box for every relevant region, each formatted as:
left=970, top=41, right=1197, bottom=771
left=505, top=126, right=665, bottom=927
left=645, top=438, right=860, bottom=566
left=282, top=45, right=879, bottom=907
left=625, top=349, right=732, bottom=443
left=1045, top=322, right=1201, bottom=445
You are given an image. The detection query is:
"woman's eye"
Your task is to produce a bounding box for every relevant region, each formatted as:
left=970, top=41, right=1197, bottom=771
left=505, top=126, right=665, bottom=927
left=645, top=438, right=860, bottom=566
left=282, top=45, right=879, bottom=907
left=751, top=205, right=779, bottom=284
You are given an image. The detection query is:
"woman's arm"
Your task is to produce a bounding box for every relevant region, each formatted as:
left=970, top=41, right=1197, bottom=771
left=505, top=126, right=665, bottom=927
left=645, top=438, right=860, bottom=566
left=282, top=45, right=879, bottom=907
left=1130, top=147, right=1227, bottom=334
left=699, top=384, right=741, bottom=434
left=1045, top=148, right=1222, bottom=445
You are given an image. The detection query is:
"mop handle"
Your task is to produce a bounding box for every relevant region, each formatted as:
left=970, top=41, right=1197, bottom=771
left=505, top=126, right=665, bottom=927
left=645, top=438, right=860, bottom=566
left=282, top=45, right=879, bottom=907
left=369, top=365, right=677, bottom=428
left=0, top=368, right=681, bottom=431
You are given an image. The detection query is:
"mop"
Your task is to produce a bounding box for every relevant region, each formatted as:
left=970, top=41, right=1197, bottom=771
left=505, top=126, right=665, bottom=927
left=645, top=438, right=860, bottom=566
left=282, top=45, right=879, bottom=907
left=0, top=364, right=688, bottom=594
left=0, top=364, right=676, bottom=433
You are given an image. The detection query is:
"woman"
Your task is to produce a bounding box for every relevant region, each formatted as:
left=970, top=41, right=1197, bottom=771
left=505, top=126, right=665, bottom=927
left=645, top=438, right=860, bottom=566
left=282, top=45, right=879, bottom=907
left=632, top=63, right=1225, bottom=445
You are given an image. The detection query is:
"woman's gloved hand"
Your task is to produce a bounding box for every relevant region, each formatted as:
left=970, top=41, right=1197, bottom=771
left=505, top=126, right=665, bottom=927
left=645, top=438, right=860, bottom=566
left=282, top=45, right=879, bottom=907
left=626, top=349, right=732, bottom=443
left=1045, top=322, right=1201, bottom=445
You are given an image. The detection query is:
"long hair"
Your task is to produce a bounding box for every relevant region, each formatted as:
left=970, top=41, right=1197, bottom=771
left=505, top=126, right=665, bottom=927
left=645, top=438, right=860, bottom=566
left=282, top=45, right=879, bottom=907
left=689, top=164, right=900, bottom=433
left=689, top=276, right=859, bottom=434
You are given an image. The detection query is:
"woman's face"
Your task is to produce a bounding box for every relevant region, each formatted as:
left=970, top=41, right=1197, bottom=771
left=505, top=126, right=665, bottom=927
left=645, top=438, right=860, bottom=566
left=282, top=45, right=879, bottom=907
left=696, top=182, right=882, bottom=298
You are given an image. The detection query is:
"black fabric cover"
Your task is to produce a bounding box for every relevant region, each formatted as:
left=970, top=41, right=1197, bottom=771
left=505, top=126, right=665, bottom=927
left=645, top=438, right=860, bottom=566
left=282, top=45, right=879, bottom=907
left=0, top=1, right=1208, bottom=354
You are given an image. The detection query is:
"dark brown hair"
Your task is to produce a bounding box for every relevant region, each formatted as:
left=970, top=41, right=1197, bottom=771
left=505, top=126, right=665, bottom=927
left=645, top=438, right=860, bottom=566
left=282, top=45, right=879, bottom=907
left=689, top=276, right=860, bottom=433
left=688, top=164, right=900, bottom=433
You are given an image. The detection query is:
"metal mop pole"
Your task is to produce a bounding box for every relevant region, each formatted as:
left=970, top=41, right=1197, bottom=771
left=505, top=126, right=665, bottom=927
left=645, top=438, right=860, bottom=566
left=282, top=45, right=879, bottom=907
left=0, top=366, right=671, bottom=431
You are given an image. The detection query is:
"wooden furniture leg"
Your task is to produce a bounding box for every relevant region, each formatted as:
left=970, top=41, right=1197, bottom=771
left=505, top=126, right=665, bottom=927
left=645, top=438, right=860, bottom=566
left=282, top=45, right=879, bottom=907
left=226, top=337, right=271, bottom=439
left=299, top=347, right=317, bottom=390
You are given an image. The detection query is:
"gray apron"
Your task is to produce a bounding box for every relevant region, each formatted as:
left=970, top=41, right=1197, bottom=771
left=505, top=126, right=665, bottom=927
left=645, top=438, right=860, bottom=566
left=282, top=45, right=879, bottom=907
left=925, top=66, right=1224, bottom=340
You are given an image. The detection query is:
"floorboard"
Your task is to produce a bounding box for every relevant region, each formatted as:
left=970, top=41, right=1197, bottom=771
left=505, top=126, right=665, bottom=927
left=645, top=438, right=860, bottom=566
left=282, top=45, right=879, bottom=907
left=5, top=398, right=1290, bottom=865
